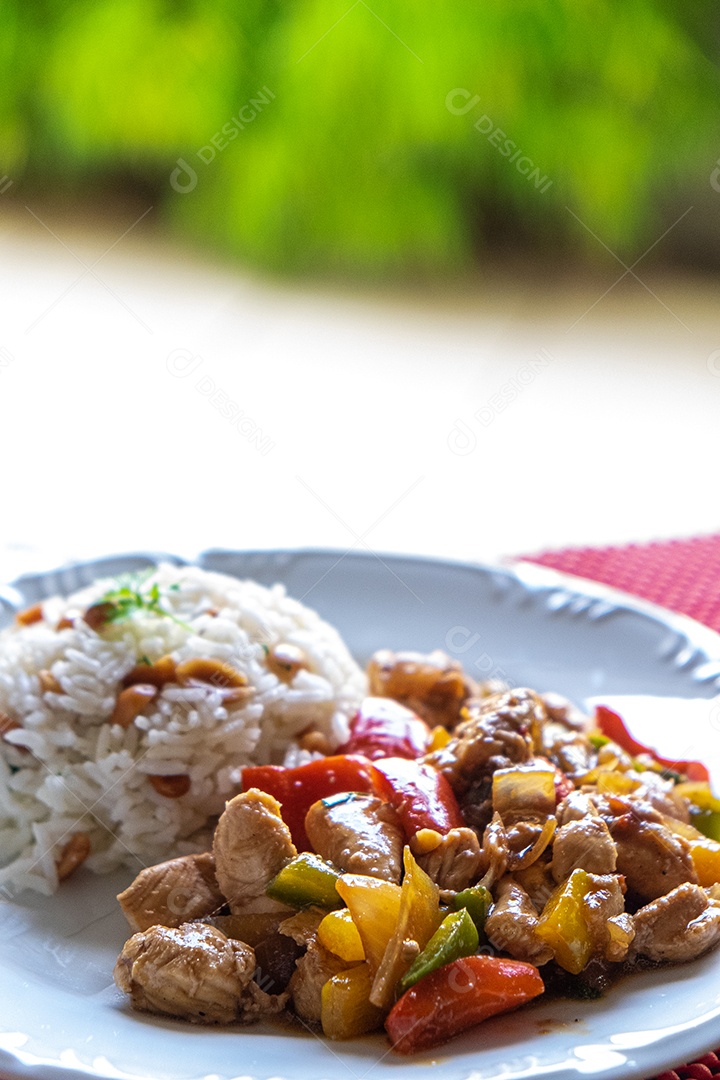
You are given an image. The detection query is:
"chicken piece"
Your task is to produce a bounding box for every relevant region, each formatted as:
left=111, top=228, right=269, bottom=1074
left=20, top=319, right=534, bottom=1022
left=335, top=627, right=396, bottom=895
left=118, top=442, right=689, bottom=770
left=556, top=791, right=600, bottom=825
left=278, top=906, right=326, bottom=947
left=114, top=922, right=286, bottom=1024
left=540, top=692, right=589, bottom=732
left=632, top=883, right=720, bottom=963
left=633, top=771, right=691, bottom=823
left=485, top=878, right=553, bottom=965
left=551, top=817, right=617, bottom=883
left=117, top=853, right=225, bottom=932
left=608, top=812, right=697, bottom=901
left=582, top=873, right=634, bottom=963
left=367, top=648, right=476, bottom=730
left=213, top=788, right=297, bottom=913
left=413, top=827, right=482, bottom=891
left=424, top=689, right=541, bottom=831
left=541, top=726, right=595, bottom=778
left=513, top=857, right=556, bottom=913
left=288, top=936, right=349, bottom=1023
left=305, top=792, right=403, bottom=883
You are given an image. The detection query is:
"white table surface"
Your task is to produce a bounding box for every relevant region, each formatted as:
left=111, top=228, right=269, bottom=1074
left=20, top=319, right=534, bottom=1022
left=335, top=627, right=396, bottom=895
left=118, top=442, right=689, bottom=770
left=1, top=202, right=718, bottom=582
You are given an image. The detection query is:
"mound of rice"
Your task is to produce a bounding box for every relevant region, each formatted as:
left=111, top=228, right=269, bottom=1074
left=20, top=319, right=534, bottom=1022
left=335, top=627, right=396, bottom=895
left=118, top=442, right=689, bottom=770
left=0, top=564, right=366, bottom=896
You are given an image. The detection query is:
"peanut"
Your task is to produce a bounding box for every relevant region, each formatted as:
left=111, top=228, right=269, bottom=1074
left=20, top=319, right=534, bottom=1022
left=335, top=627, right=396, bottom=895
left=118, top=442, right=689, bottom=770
left=110, top=684, right=158, bottom=728
left=175, top=658, right=247, bottom=690
left=38, top=669, right=62, bottom=694
left=122, top=655, right=177, bottom=689
left=149, top=774, right=191, bottom=798
left=410, top=828, right=443, bottom=855
left=82, top=602, right=116, bottom=632
left=0, top=711, right=20, bottom=738
left=56, top=832, right=91, bottom=881
left=16, top=603, right=43, bottom=626
left=266, top=643, right=309, bottom=683
left=298, top=728, right=330, bottom=754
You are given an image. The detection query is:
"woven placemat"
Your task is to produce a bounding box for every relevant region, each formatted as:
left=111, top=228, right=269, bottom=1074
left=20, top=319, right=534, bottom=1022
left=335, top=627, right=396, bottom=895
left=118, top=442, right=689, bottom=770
left=522, top=533, right=720, bottom=1079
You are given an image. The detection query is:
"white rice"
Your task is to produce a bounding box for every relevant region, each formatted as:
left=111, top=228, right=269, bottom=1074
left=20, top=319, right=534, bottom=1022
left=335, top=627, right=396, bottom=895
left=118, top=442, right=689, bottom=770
left=0, top=564, right=366, bottom=896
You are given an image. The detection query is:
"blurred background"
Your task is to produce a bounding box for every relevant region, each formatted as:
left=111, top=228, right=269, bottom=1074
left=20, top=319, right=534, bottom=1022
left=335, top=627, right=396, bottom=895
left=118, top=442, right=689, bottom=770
left=3, top=0, right=720, bottom=276
left=1, top=0, right=719, bottom=573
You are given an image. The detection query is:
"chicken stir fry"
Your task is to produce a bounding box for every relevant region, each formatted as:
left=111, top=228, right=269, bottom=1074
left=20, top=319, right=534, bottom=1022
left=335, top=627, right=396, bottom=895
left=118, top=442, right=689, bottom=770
left=114, top=648, right=720, bottom=1054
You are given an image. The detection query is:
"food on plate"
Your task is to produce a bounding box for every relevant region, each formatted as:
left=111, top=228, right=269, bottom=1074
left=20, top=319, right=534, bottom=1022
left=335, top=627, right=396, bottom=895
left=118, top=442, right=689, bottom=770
left=110, top=636, right=720, bottom=1054
left=0, top=564, right=365, bottom=895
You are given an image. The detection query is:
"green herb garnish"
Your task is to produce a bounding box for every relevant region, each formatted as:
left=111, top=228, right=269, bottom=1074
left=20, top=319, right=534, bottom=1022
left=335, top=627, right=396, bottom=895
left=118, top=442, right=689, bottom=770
left=86, top=571, right=191, bottom=632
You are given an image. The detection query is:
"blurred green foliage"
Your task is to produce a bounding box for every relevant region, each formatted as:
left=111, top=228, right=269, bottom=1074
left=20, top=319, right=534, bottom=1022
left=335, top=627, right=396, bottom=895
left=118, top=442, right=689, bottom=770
left=2, top=0, right=719, bottom=276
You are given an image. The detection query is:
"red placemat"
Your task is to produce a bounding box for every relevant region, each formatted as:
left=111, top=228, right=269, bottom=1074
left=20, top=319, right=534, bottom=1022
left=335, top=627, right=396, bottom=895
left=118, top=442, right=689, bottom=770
left=522, top=534, right=720, bottom=634
left=521, top=534, right=720, bottom=1080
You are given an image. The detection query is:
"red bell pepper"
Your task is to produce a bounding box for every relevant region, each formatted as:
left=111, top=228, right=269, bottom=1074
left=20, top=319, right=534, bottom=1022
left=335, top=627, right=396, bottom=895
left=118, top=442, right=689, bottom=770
left=374, top=757, right=465, bottom=838
left=241, top=754, right=384, bottom=852
left=595, top=705, right=709, bottom=782
left=337, top=697, right=432, bottom=761
left=386, top=954, right=545, bottom=1054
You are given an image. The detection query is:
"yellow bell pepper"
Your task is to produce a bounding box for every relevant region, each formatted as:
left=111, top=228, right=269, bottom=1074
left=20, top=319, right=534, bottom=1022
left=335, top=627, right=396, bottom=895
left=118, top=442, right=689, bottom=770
left=675, top=781, right=720, bottom=812
left=675, top=782, right=720, bottom=842
left=318, top=908, right=365, bottom=963
left=688, top=837, right=720, bottom=886
left=335, top=874, right=402, bottom=973
left=536, top=868, right=593, bottom=975
left=369, top=847, right=442, bottom=1009
left=321, top=963, right=384, bottom=1039
left=593, top=771, right=641, bottom=795
left=428, top=725, right=451, bottom=752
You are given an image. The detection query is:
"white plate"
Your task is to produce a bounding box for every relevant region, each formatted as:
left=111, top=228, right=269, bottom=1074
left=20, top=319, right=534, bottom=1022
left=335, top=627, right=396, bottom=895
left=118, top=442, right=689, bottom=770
left=3, top=548, right=720, bottom=1080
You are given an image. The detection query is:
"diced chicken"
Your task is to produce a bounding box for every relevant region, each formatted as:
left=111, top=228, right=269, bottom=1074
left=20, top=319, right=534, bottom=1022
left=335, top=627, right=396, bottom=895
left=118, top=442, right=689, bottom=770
left=424, top=689, right=541, bottom=831
left=556, top=791, right=600, bottom=825
left=288, top=936, right=348, bottom=1023
left=551, top=818, right=617, bottom=883
left=633, top=883, right=720, bottom=963
left=278, top=906, right=326, bottom=947
left=582, top=873, right=634, bottom=963
left=305, top=793, right=403, bottom=883
left=117, top=853, right=225, bottom=932
left=213, top=789, right=297, bottom=912
left=114, top=922, right=286, bottom=1024
left=513, top=858, right=556, bottom=913
left=414, top=827, right=481, bottom=891
left=541, top=726, right=595, bottom=777
left=633, top=771, right=691, bottom=823
left=540, top=692, right=589, bottom=731
left=609, top=812, right=697, bottom=901
left=485, top=878, right=553, bottom=965
left=367, top=648, right=477, bottom=730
